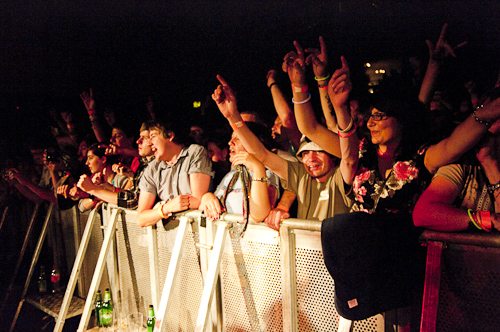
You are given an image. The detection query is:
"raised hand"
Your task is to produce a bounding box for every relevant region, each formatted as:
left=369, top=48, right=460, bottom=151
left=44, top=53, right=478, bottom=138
left=80, top=88, right=95, bottom=112
left=77, top=174, right=98, bottom=192
left=212, top=75, right=239, bottom=119
left=305, top=36, right=329, bottom=79
left=426, top=23, right=467, bottom=62
left=266, top=69, right=278, bottom=88
left=327, top=56, right=352, bottom=109
left=282, top=40, right=307, bottom=87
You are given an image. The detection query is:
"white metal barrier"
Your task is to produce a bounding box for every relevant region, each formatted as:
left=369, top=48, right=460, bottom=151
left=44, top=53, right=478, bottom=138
left=69, top=204, right=384, bottom=332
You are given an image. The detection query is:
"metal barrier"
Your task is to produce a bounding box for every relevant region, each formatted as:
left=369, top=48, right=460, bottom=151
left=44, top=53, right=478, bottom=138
left=70, top=205, right=384, bottom=332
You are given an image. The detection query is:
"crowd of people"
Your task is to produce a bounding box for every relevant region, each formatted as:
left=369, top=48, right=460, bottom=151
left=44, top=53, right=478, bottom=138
left=1, top=24, right=498, bottom=330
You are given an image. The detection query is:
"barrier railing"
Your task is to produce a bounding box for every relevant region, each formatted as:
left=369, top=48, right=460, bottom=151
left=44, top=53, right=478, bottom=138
left=69, top=205, right=383, bottom=332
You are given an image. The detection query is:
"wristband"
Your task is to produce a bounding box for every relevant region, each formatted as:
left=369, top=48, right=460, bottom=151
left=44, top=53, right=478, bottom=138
left=291, top=84, right=309, bottom=93
left=292, top=94, right=312, bottom=105
left=337, top=123, right=358, bottom=138
left=478, top=210, right=492, bottom=232
left=337, top=117, right=354, bottom=133
left=252, top=177, right=269, bottom=183
left=467, top=209, right=482, bottom=230
left=230, top=121, right=244, bottom=131
left=318, top=84, right=328, bottom=90
left=158, top=200, right=172, bottom=219
left=472, top=105, right=492, bottom=128
left=268, top=82, right=278, bottom=89
left=314, top=74, right=331, bottom=82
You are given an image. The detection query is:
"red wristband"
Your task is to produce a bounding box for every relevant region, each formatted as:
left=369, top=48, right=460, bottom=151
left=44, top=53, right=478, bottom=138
left=291, top=84, right=308, bottom=93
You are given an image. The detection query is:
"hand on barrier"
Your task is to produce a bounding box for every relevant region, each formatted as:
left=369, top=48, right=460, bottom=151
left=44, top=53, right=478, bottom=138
left=200, top=193, right=223, bottom=221
left=264, top=208, right=290, bottom=231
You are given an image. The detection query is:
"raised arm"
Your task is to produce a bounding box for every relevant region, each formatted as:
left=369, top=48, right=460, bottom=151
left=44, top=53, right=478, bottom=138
left=212, top=75, right=289, bottom=180
left=306, top=36, right=337, bottom=131
left=80, top=88, right=108, bottom=143
left=283, top=40, right=341, bottom=157
left=424, top=96, right=500, bottom=173
left=327, top=56, right=360, bottom=184
left=418, top=23, right=467, bottom=105
left=266, top=70, right=301, bottom=150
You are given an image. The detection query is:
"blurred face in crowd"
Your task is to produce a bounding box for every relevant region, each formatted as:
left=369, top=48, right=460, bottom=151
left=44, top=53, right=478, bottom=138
left=136, top=130, right=153, bottom=157
left=207, top=141, right=228, bottom=163
left=86, top=150, right=106, bottom=174
left=300, top=150, right=334, bottom=183
left=78, top=140, right=89, bottom=161
left=271, top=116, right=282, bottom=139
left=189, top=125, right=204, bottom=144
left=366, top=108, right=402, bottom=149
left=110, top=128, right=132, bottom=148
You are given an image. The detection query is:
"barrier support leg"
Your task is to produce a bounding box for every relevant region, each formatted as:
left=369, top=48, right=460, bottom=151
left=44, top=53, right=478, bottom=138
left=76, top=208, right=120, bottom=332
left=154, top=216, right=193, bottom=331
left=195, top=221, right=228, bottom=332
left=280, top=224, right=298, bottom=332
left=420, top=241, right=443, bottom=332
left=53, top=207, right=100, bottom=332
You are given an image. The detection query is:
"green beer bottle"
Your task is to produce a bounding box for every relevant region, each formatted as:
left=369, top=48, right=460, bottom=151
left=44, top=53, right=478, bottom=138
left=100, top=288, right=113, bottom=327
left=94, top=290, right=103, bottom=327
left=147, top=304, right=156, bottom=332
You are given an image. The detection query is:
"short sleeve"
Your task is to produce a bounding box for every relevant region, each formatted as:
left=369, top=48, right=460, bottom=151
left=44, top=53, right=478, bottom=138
left=433, top=164, right=465, bottom=192
left=188, top=145, right=214, bottom=177
left=281, top=160, right=302, bottom=194
left=138, top=161, right=158, bottom=195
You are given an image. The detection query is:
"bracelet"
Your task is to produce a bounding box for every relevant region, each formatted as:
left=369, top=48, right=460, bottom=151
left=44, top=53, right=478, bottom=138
left=478, top=210, right=492, bottom=232
left=314, top=74, right=331, bottom=82
left=292, top=94, right=312, bottom=105
left=318, top=85, right=328, bottom=90
left=467, top=209, right=482, bottom=230
left=230, top=121, right=245, bottom=131
left=337, top=117, right=354, bottom=133
left=158, top=200, right=172, bottom=219
left=268, top=82, right=278, bottom=89
left=472, top=105, right=492, bottom=128
left=252, top=177, right=269, bottom=183
left=487, top=182, right=500, bottom=194
left=291, top=84, right=309, bottom=93
left=337, top=123, right=357, bottom=138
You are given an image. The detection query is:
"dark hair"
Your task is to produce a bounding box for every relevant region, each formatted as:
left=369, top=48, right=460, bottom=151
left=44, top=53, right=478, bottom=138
left=87, top=143, right=107, bottom=158
left=245, top=121, right=277, bottom=151
left=143, top=119, right=192, bottom=146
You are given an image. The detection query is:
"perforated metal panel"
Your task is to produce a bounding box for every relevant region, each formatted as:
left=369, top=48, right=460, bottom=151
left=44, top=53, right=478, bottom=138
left=156, top=218, right=204, bottom=332
left=436, top=244, right=500, bottom=332
left=221, top=226, right=383, bottom=332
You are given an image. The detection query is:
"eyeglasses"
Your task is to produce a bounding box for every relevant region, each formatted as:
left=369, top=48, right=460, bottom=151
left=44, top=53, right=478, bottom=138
left=365, top=113, right=388, bottom=122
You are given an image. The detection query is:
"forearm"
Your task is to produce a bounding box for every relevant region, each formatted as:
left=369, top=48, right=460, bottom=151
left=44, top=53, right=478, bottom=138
left=336, top=104, right=359, bottom=184
left=413, top=201, right=470, bottom=232
left=86, top=188, right=118, bottom=205
left=418, top=61, right=440, bottom=105
left=249, top=166, right=272, bottom=222
left=276, top=189, right=296, bottom=212
left=319, top=88, right=337, bottom=131
left=137, top=207, right=162, bottom=227
left=270, top=84, right=295, bottom=127
left=293, top=91, right=341, bottom=157
left=14, top=182, right=44, bottom=203
left=21, top=181, right=56, bottom=203
left=425, top=115, right=488, bottom=173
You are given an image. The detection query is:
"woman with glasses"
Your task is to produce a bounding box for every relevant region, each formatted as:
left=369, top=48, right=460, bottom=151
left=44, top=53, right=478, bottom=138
left=282, top=38, right=500, bottom=329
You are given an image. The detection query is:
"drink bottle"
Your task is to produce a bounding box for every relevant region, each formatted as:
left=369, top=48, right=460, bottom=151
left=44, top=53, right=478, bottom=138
left=100, top=288, right=113, bottom=327
left=37, top=265, right=47, bottom=294
left=50, top=267, right=61, bottom=293
left=95, top=290, right=103, bottom=327
left=147, top=304, right=156, bottom=332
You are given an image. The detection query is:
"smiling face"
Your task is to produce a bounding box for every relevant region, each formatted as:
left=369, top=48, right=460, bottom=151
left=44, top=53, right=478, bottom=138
left=85, top=150, right=106, bottom=174
left=300, top=150, right=334, bottom=182
left=366, top=108, right=402, bottom=149
left=136, top=130, right=153, bottom=157
left=149, top=129, right=170, bottom=161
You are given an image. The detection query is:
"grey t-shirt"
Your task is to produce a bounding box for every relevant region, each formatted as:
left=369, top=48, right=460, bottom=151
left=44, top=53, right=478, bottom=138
left=139, top=144, right=213, bottom=201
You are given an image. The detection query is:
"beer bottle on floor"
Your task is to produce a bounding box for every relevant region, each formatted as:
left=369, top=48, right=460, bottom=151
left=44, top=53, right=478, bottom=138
left=147, top=304, right=156, bottom=332
left=100, top=288, right=113, bottom=327
left=95, top=290, right=103, bottom=327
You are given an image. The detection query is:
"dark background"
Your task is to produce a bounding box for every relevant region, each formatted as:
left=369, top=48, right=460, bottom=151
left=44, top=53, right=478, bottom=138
left=1, top=0, right=499, bottom=141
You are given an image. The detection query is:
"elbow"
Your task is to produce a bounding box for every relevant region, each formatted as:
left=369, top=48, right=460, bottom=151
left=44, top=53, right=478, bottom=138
left=412, top=201, right=429, bottom=228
